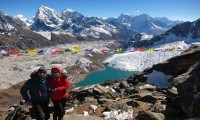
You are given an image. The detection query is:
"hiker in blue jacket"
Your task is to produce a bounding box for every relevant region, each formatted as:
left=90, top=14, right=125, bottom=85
left=20, top=67, right=51, bottom=120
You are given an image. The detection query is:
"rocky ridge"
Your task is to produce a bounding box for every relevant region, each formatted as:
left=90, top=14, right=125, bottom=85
left=122, top=18, right=200, bottom=49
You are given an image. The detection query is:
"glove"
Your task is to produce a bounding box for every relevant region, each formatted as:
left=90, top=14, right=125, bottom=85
left=49, top=88, right=57, bottom=92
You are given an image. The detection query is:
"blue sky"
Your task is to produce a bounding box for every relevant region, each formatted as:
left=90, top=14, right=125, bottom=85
left=0, top=0, right=199, bottom=21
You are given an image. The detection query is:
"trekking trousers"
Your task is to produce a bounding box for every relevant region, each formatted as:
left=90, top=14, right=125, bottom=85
left=52, top=97, right=67, bottom=120
left=32, top=101, right=50, bottom=120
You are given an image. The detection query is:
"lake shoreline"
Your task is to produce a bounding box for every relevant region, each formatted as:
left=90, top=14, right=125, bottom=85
left=76, top=66, right=137, bottom=87
left=66, top=53, right=109, bottom=87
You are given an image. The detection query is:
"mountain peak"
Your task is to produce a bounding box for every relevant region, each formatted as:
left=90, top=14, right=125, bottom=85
left=38, top=5, right=55, bottom=12
left=31, top=5, right=62, bottom=31
left=120, top=13, right=131, bottom=16
left=0, top=11, right=4, bottom=15
left=35, top=5, right=59, bottom=20
left=194, top=18, right=200, bottom=22
left=119, top=13, right=134, bottom=18
left=136, top=14, right=151, bottom=19
left=61, top=8, right=84, bottom=20
left=37, top=5, right=58, bottom=15
left=62, top=8, right=75, bottom=13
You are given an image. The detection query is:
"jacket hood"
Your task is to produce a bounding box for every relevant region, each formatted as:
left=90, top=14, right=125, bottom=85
left=30, top=71, right=38, bottom=79
left=51, top=66, right=62, bottom=77
left=51, top=66, right=61, bottom=73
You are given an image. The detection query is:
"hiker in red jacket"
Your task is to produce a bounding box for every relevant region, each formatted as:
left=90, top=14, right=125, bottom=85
left=49, top=66, right=70, bottom=120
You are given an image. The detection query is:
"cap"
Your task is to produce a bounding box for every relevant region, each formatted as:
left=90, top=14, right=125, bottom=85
left=37, top=67, right=47, bottom=74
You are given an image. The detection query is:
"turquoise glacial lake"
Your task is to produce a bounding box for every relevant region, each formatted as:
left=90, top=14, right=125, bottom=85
left=76, top=66, right=138, bottom=87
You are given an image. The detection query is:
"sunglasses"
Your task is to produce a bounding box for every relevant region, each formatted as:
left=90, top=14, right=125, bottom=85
left=38, top=71, right=47, bottom=74
left=52, top=72, right=59, bottom=74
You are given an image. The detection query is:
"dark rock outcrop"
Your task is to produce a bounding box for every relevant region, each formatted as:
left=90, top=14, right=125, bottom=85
left=127, top=49, right=200, bottom=85
left=173, top=62, right=200, bottom=117
left=126, top=46, right=200, bottom=119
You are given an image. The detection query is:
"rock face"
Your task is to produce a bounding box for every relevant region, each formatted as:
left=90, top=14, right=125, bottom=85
left=126, top=46, right=200, bottom=119
left=173, top=62, right=200, bottom=117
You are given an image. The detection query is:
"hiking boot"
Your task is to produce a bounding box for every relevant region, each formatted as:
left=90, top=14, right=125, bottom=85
left=58, top=117, right=63, bottom=120
left=53, top=117, right=57, bottom=120
left=53, top=115, right=57, bottom=120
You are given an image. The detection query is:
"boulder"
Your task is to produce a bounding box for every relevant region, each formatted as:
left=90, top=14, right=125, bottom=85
left=136, top=111, right=165, bottom=120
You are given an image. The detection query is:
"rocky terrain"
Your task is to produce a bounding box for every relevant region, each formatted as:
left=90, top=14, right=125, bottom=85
left=0, top=41, right=114, bottom=119
left=1, top=45, right=200, bottom=120
left=0, top=3, right=199, bottom=120
left=0, top=40, right=116, bottom=90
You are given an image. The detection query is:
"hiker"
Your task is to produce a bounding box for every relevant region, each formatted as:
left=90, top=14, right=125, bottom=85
left=49, top=66, right=70, bottom=120
left=20, top=67, right=51, bottom=120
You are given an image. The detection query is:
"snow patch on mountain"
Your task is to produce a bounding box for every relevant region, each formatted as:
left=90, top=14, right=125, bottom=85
left=54, top=31, right=75, bottom=37
left=64, top=8, right=75, bottom=13
left=4, top=23, right=15, bottom=31
left=151, top=22, right=166, bottom=30
left=86, top=31, right=100, bottom=39
left=153, top=33, right=200, bottom=46
left=36, top=31, right=51, bottom=40
left=16, top=15, right=33, bottom=27
left=80, top=33, right=87, bottom=37
left=141, top=33, right=154, bottom=40
left=90, top=25, right=112, bottom=37
left=154, top=41, right=189, bottom=49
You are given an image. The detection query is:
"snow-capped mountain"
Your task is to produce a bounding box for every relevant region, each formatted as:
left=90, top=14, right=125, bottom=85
left=122, top=18, right=200, bottom=48
left=151, top=18, right=200, bottom=46
left=61, top=8, right=84, bottom=21
left=15, top=15, right=33, bottom=27
left=0, top=10, right=105, bottom=50
left=29, top=5, right=133, bottom=40
left=60, top=8, right=85, bottom=31
left=0, top=5, right=192, bottom=50
left=106, top=13, right=183, bottom=35
left=31, top=5, right=63, bottom=31
left=131, top=14, right=166, bottom=35
left=21, top=5, right=183, bottom=40
left=0, top=12, right=27, bottom=34
left=0, top=12, right=55, bottom=50
left=115, top=13, right=134, bottom=27
left=154, top=16, right=182, bottom=27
